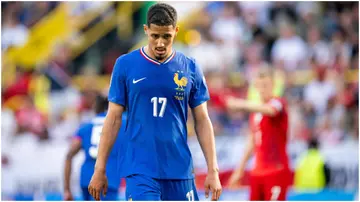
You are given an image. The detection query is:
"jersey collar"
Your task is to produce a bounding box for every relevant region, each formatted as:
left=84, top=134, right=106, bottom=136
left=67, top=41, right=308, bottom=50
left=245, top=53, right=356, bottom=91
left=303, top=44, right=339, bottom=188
left=140, top=46, right=176, bottom=65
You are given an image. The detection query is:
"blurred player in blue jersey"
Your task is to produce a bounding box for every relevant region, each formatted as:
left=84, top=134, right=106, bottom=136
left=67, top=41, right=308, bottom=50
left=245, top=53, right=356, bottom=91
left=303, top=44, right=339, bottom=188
left=63, top=95, right=126, bottom=201
left=88, top=3, right=222, bottom=201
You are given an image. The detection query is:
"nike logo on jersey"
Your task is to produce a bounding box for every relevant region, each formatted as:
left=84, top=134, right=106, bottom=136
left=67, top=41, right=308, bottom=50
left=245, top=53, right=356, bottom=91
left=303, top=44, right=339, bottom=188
left=133, top=77, right=146, bottom=84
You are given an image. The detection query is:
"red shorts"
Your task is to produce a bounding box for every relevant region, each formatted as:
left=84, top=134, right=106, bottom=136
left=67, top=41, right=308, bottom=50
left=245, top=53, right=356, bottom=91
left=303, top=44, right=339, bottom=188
left=249, top=169, right=290, bottom=201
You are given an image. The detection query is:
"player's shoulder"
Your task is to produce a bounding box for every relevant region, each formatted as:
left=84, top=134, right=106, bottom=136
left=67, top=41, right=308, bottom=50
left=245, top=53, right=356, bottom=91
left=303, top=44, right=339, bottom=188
left=76, top=122, right=93, bottom=137
left=174, top=51, right=199, bottom=71
left=180, top=52, right=197, bottom=65
left=270, top=97, right=286, bottom=104
left=269, top=97, right=288, bottom=112
left=113, top=49, right=142, bottom=70
left=79, top=121, right=94, bottom=132
left=115, top=49, right=140, bottom=64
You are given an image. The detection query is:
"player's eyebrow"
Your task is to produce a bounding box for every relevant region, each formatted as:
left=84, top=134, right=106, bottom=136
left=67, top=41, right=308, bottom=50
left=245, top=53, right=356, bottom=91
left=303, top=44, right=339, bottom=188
left=151, top=34, right=160, bottom=38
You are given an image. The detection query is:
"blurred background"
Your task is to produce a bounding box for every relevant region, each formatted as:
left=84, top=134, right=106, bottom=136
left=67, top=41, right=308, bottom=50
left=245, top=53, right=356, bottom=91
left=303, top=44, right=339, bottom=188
left=1, top=1, right=358, bottom=201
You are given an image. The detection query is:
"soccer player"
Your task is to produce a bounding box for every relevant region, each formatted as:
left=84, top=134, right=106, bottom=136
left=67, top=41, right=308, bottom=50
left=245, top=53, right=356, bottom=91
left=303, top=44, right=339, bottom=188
left=226, top=67, right=290, bottom=201
left=88, top=3, right=222, bottom=201
left=63, top=95, right=125, bottom=201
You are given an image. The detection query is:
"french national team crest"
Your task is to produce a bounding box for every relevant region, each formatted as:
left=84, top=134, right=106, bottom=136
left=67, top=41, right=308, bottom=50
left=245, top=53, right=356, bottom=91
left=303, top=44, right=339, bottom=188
left=173, top=71, right=187, bottom=100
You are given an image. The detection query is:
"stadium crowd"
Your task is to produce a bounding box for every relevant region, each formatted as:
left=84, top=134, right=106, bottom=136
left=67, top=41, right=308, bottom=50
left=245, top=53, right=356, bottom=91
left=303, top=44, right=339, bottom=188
left=1, top=1, right=358, bottom=167
left=185, top=1, right=359, bottom=146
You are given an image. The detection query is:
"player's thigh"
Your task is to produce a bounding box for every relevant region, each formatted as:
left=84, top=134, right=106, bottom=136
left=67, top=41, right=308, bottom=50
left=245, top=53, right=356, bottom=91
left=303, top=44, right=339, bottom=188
left=81, top=187, right=92, bottom=201
left=263, top=172, right=289, bottom=201
left=125, top=174, right=161, bottom=201
left=160, top=179, right=199, bottom=201
left=100, top=188, right=119, bottom=201
left=249, top=175, right=265, bottom=201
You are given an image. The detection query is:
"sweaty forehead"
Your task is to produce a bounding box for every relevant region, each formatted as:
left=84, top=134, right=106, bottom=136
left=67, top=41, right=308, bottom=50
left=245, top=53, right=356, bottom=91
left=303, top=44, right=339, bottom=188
left=148, top=24, right=175, bottom=33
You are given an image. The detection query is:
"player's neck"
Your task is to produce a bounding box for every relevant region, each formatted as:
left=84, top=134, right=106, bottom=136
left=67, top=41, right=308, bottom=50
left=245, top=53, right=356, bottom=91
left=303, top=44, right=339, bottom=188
left=144, top=45, right=173, bottom=63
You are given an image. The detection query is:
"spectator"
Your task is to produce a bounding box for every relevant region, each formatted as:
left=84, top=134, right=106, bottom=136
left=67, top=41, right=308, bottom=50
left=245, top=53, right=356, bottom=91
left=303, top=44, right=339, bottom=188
left=271, top=21, right=309, bottom=71
left=306, top=26, right=332, bottom=66
left=209, top=2, right=249, bottom=69
left=43, top=44, right=81, bottom=123
left=303, top=67, right=336, bottom=116
left=269, top=2, right=297, bottom=25
left=242, top=42, right=269, bottom=82
left=295, top=2, right=321, bottom=38
left=238, top=1, right=272, bottom=29
left=326, top=91, right=346, bottom=130
left=15, top=95, right=48, bottom=138
left=1, top=12, right=28, bottom=51
left=315, top=115, right=344, bottom=146
left=294, top=138, right=330, bottom=190
left=3, top=68, right=32, bottom=111
left=330, top=28, right=352, bottom=72
left=188, top=31, right=224, bottom=72
left=43, top=44, right=72, bottom=92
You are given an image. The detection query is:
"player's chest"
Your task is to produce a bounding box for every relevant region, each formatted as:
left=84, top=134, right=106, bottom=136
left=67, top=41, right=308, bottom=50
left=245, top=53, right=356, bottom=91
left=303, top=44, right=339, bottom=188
left=251, top=113, right=281, bottom=131
left=126, top=64, right=194, bottom=98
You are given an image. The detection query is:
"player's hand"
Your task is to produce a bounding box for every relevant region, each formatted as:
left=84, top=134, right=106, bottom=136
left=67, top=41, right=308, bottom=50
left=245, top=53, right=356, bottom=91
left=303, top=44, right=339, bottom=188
left=227, top=168, right=244, bottom=190
left=204, top=170, right=222, bottom=201
left=88, top=170, right=108, bottom=201
left=63, top=190, right=73, bottom=201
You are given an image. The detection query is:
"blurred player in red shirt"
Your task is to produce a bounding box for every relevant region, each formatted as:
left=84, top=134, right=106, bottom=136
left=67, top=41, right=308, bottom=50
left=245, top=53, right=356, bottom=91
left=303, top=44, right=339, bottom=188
left=226, top=67, right=290, bottom=201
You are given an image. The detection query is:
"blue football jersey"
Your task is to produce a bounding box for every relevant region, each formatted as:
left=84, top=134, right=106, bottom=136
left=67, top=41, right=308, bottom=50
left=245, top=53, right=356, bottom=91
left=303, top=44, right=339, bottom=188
left=75, top=112, right=127, bottom=189
left=108, top=47, right=210, bottom=179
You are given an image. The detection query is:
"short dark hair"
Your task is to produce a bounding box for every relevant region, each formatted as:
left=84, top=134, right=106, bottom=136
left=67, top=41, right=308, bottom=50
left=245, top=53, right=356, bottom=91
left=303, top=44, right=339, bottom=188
left=147, top=3, right=177, bottom=27
left=308, top=138, right=319, bottom=149
left=95, top=95, right=109, bottom=114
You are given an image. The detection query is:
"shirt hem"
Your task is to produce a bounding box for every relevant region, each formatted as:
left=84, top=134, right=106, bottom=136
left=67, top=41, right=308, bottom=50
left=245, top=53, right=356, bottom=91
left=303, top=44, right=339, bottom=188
left=189, top=98, right=210, bottom=109
left=121, top=172, right=195, bottom=180
left=108, top=99, right=126, bottom=108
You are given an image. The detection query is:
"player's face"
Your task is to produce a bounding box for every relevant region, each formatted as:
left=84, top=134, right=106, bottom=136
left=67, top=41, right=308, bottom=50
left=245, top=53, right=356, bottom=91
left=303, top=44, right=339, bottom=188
left=255, top=76, right=273, bottom=101
left=144, top=24, right=179, bottom=61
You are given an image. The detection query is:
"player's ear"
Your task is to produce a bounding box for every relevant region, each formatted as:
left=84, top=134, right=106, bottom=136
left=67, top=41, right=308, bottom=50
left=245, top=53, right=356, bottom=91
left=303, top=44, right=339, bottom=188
left=143, top=24, right=148, bottom=35
left=175, top=26, right=179, bottom=36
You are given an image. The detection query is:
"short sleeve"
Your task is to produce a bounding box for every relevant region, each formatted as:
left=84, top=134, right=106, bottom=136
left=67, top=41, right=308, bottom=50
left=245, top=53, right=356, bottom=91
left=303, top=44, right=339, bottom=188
left=268, top=98, right=283, bottom=116
left=73, top=125, right=85, bottom=141
left=108, top=57, right=127, bottom=107
left=189, top=60, right=210, bottom=109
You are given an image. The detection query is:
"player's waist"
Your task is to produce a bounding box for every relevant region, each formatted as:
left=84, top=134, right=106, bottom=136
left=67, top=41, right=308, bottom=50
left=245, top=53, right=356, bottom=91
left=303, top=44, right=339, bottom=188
left=83, top=158, right=117, bottom=167
left=124, top=131, right=189, bottom=143
left=251, top=164, right=290, bottom=176
left=254, top=149, right=288, bottom=158
left=83, top=159, right=96, bottom=165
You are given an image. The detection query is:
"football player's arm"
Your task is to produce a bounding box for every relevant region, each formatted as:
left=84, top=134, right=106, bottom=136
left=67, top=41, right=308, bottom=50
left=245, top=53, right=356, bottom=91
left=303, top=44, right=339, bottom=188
left=192, top=102, right=219, bottom=173
left=190, top=60, right=221, bottom=200
left=94, top=102, right=124, bottom=173
left=64, top=137, right=82, bottom=195
left=226, top=97, right=280, bottom=117
left=233, top=133, right=254, bottom=175
left=228, top=130, right=255, bottom=189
